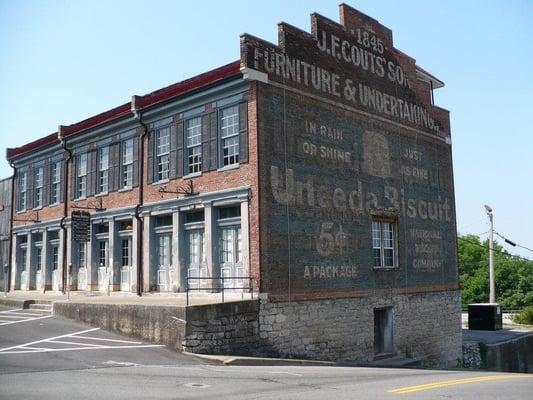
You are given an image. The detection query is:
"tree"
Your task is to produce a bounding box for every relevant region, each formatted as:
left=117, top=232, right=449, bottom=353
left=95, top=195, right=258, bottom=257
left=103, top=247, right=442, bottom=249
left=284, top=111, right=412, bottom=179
left=457, top=234, right=533, bottom=309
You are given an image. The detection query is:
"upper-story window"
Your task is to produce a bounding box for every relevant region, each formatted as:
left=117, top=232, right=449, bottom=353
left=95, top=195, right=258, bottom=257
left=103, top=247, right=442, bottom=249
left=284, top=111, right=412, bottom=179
left=17, top=171, right=27, bottom=211
left=34, top=166, right=44, bottom=208
left=122, top=139, right=133, bottom=189
left=220, top=105, right=239, bottom=167
left=98, top=146, right=109, bottom=194
left=76, top=153, right=88, bottom=199
left=50, top=161, right=61, bottom=204
left=186, top=117, right=202, bottom=174
left=372, top=219, right=397, bottom=268
left=155, top=127, right=170, bottom=181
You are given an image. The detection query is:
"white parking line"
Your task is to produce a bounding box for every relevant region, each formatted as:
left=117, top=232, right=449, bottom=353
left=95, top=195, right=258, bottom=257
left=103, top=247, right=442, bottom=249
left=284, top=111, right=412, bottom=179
left=0, top=327, right=164, bottom=355
left=0, top=315, right=53, bottom=326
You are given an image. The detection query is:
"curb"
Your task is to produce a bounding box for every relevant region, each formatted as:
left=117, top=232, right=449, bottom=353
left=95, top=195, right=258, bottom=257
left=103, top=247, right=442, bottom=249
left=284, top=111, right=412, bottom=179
left=182, top=351, right=335, bottom=366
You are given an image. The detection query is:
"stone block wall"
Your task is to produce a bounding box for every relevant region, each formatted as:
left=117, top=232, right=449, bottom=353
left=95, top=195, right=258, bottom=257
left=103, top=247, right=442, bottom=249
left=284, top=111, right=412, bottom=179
left=183, top=290, right=462, bottom=368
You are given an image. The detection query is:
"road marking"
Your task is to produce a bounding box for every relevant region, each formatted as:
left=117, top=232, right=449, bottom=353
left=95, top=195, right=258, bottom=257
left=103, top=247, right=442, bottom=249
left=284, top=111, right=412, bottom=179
left=0, top=327, right=99, bottom=352
left=389, top=374, right=533, bottom=394
left=0, top=327, right=164, bottom=355
left=269, top=371, right=303, bottom=377
left=75, top=336, right=142, bottom=344
left=0, top=344, right=165, bottom=355
left=0, top=315, right=53, bottom=326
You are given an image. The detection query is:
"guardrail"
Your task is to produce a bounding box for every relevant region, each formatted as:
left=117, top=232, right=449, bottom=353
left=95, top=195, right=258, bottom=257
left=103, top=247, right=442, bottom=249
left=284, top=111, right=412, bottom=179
left=186, top=276, right=253, bottom=306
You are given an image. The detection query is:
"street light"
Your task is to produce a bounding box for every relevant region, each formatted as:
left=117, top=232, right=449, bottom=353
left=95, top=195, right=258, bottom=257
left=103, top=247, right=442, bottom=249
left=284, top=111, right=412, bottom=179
left=484, top=205, right=495, bottom=303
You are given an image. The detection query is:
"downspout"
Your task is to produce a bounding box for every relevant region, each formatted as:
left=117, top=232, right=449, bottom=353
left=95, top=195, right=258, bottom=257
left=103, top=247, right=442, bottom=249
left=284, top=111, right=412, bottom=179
left=132, top=96, right=147, bottom=296
left=6, top=159, right=16, bottom=293
left=58, top=126, right=72, bottom=295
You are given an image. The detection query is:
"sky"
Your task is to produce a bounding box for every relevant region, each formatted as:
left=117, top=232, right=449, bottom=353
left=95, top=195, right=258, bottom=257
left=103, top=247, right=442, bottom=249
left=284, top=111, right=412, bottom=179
left=0, top=0, right=532, bottom=259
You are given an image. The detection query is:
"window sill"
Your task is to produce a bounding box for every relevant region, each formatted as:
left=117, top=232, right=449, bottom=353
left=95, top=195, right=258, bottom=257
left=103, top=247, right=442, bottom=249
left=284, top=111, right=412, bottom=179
left=217, top=163, right=240, bottom=172
left=118, top=187, right=133, bottom=193
left=95, top=192, right=108, bottom=198
left=16, top=209, right=27, bottom=214
left=152, top=179, right=170, bottom=186
left=74, top=196, right=87, bottom=202
left=32, top=206, right=43, bottom=211
left=49, top=202, right=60, bottom=208
left=372, top=266, right=399, bottom=271
left=183, top=172, right=202, bottom=179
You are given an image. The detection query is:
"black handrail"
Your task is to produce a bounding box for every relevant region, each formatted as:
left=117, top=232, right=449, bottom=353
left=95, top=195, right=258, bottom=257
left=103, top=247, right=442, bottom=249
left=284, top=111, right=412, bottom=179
left=186, top=276, right=253, bottom=306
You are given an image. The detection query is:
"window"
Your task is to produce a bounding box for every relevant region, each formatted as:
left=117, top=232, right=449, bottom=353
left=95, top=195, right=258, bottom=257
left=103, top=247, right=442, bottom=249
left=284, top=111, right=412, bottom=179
left=154, top=215, right=172, bottom=227
left=78, top=242, right=86, bottom=268
left=34, top=166, right=43, bottom=208
left=36, top=247, right=42, bottom=270
left=99, top=241, right=107, bottom=267
left=220, top=106, right=239, bottom=166
left=98, top=147, right=109, bottom=194
left=52, top=246, right=59, bottom=270
left=372, top=220, right=396, bottom=268
left=186, top=210, right=204, bottom=224
left=50, top=161, right=61, bottom=204
left=77, top=153, right=88, bottom=198
left=186, top=117, right=202, bottom=174
left=18, top=171, right=27, bottom=211
left=122, top=139, right=134, bottom=188
left=155, top=127, right=170, bottom=181
left=121, top=238, right=131, bottom=267
left=218, top=205, right=241, bottom=220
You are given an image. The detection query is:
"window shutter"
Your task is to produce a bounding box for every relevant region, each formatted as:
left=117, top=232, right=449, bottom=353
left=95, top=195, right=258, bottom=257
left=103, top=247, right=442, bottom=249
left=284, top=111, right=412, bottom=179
left=201, top=114, right=210, bottom=172
left=238, top=102, right=248, bottom=164
left=177, top=121, right=184, bottom=178
left=132, top=136, right=139, bottom=187
left=147, top=132, right=154, bottom=184
left=42, top=161, right=50, bottom=207
left=109, top=141, right=121, bottom=192
left=70, top=157, right=77, bottom=200
left=59, top=160, right=65, bottom=203
left=209, top=111, right=218, bottom=170
left=169, top=123, right=178, bottom=179
left=27, top=167, right=34, bottom=209
left=87, top=150, right=97, bottom=197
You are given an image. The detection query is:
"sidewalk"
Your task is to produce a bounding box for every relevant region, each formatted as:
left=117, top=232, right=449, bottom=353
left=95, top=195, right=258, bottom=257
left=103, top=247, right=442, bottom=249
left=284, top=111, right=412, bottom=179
left=0, top=290, right=255, bottom=308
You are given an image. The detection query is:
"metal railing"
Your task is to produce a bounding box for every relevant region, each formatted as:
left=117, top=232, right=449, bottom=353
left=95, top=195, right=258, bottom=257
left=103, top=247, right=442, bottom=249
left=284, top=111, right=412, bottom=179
left=186, top=276, right=253, bottom=306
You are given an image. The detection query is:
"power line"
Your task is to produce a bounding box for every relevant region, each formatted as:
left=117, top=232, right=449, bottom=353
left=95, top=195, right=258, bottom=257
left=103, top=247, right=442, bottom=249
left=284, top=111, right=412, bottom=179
left=494, top=231, right=533, bottom=254
left=457, top=236, right=533, bottom=263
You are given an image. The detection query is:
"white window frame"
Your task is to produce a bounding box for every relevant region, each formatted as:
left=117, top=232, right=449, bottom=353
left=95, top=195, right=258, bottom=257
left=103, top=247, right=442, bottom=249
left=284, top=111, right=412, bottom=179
left=155, top=127, right=170, bottom=182
left=78, top=242, right=86, bottom=268
left=34, top=166, right=44, bottom=208
left=18, top=171, right=27, bottom=211
left=220, top=105, right=240, bottom=167
left=98, top=146, right=109, bottom=194
left=186, top=117, right=202, bottom=174
left=122, top=139, right=134, bottom=189
left=372, top=220, right=397, bottom=269
left=77, top=153, right=88, bottom=199
left=121, top=238, right=132, bottom=267
left=50, top=161, right=61, bottom=205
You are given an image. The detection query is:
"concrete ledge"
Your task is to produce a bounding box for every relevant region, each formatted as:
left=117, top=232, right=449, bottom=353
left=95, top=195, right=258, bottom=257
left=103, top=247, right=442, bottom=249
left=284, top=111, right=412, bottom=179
left=182, top=351, right=335, bottom=366
left=0, top=298, right=35, bottom=309
left=53, top=301, right=187, bottom=349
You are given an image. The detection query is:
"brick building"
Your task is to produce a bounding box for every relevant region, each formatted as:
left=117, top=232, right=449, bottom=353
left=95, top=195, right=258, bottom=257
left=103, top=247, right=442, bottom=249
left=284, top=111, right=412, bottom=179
left=5, top=5, right=461, bottom=366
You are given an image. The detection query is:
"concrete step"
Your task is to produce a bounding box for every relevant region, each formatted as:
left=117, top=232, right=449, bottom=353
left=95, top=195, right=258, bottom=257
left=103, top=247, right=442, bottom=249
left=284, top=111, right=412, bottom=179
left=28, top=303, right=53, bottom=313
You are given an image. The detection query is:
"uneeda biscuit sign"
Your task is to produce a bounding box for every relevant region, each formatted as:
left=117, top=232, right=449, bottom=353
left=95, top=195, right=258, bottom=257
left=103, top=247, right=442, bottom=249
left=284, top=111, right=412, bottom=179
left=243, top=5, right=457, bottom=301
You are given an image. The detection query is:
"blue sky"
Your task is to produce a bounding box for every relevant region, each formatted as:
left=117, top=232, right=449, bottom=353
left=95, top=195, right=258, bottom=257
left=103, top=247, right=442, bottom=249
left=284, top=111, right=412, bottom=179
left=1, top=0, right=532, bottom=258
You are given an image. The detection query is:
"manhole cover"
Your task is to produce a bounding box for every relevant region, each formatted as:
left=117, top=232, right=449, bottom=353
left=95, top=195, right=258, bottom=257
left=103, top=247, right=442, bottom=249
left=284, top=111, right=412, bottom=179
left=183, top=383, right=210, bottom=389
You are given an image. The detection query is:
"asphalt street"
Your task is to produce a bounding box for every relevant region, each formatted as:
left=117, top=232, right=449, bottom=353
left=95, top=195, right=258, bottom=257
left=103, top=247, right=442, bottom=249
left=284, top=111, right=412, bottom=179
left=0, top=305, right=531, bottom=400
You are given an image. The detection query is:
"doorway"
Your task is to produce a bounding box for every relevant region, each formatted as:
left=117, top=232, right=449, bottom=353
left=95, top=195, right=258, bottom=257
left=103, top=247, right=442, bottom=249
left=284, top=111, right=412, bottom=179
left=374, top=307, right=394, bottom=355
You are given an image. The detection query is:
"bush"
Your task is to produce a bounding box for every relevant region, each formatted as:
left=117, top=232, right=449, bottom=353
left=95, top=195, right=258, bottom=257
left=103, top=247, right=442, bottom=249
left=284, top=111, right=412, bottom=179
left=512, top=306, right=533, bottom=325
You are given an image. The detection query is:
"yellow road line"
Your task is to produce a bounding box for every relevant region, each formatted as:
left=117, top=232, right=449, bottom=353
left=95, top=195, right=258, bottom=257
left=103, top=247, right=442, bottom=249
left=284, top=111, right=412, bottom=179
left=389, top=374, right=532, bottom=394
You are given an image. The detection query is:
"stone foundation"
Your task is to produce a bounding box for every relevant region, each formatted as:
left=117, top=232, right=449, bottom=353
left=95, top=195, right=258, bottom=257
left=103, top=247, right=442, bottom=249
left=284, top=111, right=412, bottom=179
left=184, top=289, right=462, bottom=368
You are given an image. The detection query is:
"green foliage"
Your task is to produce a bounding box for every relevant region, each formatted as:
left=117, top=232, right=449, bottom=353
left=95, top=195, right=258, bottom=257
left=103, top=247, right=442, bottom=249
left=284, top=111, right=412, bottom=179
left=512, top=306, right=533, bottom=325
left=458, top=234, right=533, bottom=309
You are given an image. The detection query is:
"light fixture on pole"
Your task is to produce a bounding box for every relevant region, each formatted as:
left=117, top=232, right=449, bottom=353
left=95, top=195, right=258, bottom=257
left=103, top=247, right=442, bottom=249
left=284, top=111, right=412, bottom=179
left=484, top=204, right=495, bottom=303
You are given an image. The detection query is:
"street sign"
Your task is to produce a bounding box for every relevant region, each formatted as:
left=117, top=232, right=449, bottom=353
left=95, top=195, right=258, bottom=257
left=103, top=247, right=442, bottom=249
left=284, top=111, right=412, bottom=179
left=72, top=211, right=91, bottom=242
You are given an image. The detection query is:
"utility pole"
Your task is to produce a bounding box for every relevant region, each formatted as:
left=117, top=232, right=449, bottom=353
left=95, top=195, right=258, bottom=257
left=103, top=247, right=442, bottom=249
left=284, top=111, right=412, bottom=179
left=484, top=205, right=495, bottom=303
